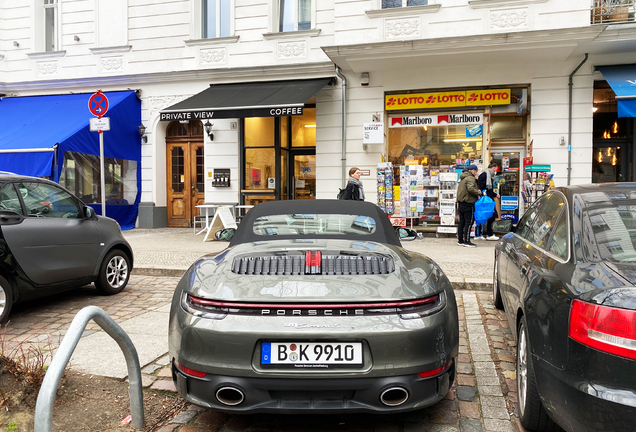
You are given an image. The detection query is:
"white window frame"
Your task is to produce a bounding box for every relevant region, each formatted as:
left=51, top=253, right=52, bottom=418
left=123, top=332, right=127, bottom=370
left=270, top=0, right=316, bottom=34
left=32, top=0, right=62, bottom=53
left=378, top=0, right=430, bottom=8
left=192, top=0, right=235, bottom=40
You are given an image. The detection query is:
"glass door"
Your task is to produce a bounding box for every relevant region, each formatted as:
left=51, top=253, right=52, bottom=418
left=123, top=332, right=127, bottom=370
left=289, top=151, right=316, bottom=200
left=490, top=148, right=525, bottom=223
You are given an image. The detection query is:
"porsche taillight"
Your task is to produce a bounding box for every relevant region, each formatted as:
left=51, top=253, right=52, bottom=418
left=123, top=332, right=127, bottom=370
left=569, top=299, right=636, bottom=361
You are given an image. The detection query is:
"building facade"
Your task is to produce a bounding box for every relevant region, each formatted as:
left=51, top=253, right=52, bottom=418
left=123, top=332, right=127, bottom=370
left=1, top=0, right=635, bottom=227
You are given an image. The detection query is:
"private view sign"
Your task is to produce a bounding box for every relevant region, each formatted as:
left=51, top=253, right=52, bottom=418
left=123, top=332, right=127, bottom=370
left=385, top=89, right=511, bottom=111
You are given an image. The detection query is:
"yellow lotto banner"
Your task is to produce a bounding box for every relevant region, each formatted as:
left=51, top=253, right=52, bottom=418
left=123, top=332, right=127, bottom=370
left=385, top=89, right=510, bottom=110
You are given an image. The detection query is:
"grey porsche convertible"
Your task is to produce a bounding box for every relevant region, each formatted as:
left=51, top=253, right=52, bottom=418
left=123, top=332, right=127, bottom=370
left=168, top=200, right=458, bottom=413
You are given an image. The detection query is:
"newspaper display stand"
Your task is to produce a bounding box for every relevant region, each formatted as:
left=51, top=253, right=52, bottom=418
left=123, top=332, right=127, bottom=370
left=523, top=164, right=552, bottom=206
left=377, top=162, right=394, bottom=215
left=437, top=171, right=459, bottom=237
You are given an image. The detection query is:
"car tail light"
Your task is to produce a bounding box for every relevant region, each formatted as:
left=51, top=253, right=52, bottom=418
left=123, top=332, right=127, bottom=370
left=398, top=291, right=446, bottom=320
left=569, top=299, right=636, bottom=361
left=176, top=361, right=207, bottom=378
left=181, top=292, right=228, bottom=320
left=418, top=360, right=452, bottom=378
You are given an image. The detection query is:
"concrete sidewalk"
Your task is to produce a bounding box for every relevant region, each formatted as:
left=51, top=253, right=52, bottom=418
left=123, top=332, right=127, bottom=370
left=123, top=227, right=496, bottom=291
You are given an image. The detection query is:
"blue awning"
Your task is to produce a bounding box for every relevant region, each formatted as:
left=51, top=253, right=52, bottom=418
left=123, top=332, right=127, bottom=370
left=0, top=91, right=142, bottom=229
left=598, top=65, right=636, bottom=118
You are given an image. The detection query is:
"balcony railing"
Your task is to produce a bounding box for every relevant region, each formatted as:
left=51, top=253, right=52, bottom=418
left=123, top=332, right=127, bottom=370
left=591, top=0, right=636, bottom=24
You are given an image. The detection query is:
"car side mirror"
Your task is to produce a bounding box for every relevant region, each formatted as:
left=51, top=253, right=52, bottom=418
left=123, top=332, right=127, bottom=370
left=83, top=206, right=94, bottom=219
left=0, top=209, right=25, bottom=225
left=397, top=227, right=418, bottom=241
left=492, top=219, right=513, bottom=233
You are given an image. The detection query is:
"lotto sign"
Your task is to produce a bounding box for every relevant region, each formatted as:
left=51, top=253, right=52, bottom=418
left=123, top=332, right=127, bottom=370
left=385, top=89, right=510, bottom=110
left=390, top=217, right=406, bottom=227
left=88, top=91, right=109, bottom=117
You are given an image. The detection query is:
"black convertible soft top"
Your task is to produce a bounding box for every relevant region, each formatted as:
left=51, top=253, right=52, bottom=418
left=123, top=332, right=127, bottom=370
left=229, top=200, right=401, bottom=247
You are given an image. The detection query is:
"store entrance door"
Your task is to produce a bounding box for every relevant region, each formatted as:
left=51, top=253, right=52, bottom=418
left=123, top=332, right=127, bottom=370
left=166, top=121, right=205, bottom=227
left=288, top=150, right=316, bottom=200
left=490, top=148, right=525, bottom=222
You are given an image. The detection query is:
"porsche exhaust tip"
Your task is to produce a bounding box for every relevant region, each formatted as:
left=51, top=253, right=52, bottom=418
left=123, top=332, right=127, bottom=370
left=380, top=387, right=409, bottom=406
left=216, top=387, right=245, bottom=406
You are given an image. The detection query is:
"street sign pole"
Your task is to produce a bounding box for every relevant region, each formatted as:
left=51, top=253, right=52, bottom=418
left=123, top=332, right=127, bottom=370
left=99, top=131, right=106, bottom=217
left=88, top=90, right=110, bottom=218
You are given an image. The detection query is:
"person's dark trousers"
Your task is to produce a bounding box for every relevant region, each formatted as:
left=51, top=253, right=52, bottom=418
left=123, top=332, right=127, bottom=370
left=485, top=211, right=498, bottom=237
left=457, top=202, right=475, bottom=244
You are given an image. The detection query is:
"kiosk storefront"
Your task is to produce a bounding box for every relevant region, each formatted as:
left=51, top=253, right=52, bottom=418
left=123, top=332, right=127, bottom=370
left=385, top=86, right=529, bottom=224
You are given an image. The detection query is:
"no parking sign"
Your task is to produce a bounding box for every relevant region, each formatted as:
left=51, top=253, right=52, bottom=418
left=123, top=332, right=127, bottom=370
left=88, top=91, right=109, bottom=117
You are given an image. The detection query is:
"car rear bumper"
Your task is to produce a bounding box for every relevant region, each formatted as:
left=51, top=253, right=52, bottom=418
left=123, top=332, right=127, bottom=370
left=534, top=357, right=636, bottom=431
left=171, top=360, right=455, bottom=414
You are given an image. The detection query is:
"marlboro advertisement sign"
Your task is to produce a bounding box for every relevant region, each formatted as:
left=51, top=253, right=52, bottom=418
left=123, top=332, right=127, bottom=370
left=389, top=113, right=483, bottom=128
left=385, top=89, right=510, bottom=110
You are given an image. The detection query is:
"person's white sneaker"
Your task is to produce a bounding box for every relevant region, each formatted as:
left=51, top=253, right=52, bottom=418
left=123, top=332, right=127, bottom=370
left=486, top=235, right=500, bottom=241
left=475, top=236, right=485, bottom=240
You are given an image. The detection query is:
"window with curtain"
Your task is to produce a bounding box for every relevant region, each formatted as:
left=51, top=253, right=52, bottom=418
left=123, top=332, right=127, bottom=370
left=280, top=0, right=311, bottom=32
left=382, top=0, right=428, bottom=8
left=44, top=0, right=58, bottom=51
left=203, top=0, right=231, bottom=38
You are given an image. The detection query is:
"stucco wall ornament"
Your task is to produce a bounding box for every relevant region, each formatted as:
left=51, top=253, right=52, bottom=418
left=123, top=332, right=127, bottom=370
left=200, top=48, right=226, bottom=65
left=278, top=42, right=306, bottom=59
left=37, top=61, right=57, bottom=76
left=101, top=56, right=124, bottom=72
left=386, top=19, right=421, bottom=38
left=491, top=9, right=528, bottom=29
left=149, top=95, right=192, bottom=117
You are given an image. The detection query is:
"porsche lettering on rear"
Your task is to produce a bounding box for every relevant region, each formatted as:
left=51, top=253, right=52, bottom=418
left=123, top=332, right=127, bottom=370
left=262, top=309, right=364, bottom=316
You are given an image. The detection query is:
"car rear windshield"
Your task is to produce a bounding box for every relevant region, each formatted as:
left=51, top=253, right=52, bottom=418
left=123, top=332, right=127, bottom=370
left=580, top=196, right=636, bottom=262
left=253, top=214, right=376, bottom=236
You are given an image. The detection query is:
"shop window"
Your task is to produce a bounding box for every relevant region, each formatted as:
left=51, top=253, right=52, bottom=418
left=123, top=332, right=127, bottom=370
left=245, top=117, right=275, bottom=147
left=291, top=108, right=316, bottom=147
left=388, top=122, right=482, bottom=166
left=382, top=0, right=427, bottom=8
left=59, top=152, right=138, bottom=205
left=203, top=0, right=231, bottom=38
left=490, top=116, right=525, bottom=141
left=245, top=148, right=276, bottom=190
left=592, top=80, right=633, bottom=183
left=279, top=0, right=312, bottom=32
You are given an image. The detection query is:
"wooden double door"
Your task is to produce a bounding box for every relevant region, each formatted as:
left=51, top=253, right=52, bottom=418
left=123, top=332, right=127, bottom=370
left=166, top=121, right=205, bottom=227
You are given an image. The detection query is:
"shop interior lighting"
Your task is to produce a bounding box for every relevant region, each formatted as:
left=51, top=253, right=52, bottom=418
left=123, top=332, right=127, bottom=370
left=607, top=147, right=613, bottom=157
left=613, top=121, right=619, bottom=134
left=593, top=106, right=598, bottom=112
left=443, top=138, right=482, bottom=142
left=612, top=154, right=617, bottom=166
left=598, top=150, right=603, bottom=163
left=304, top=124, right=316, bottom=128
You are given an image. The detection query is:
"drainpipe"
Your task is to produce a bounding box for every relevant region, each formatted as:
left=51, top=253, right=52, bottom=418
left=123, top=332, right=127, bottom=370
left=567, top=53, right=588, bottom=185
left=335, top=65, right=347, bottom=188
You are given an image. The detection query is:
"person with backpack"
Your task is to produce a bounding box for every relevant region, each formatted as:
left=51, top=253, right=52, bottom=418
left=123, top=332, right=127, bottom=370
left=477, top=161, right=501, bottom=241
left=456, top=165, right=481, bottom=247
left=342, top=167, right=365, bottom=201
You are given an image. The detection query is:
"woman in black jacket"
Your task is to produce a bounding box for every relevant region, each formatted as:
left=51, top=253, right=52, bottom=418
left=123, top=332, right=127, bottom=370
left=343, top=167, right=365, bottom=201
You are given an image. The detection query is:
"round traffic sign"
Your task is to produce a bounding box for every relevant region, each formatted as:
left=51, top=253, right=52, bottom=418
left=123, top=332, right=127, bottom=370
left=88, top=91, right=109, bottom=117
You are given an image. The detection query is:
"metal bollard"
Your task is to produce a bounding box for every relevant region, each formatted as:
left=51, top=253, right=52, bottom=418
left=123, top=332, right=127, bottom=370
left=34, top=306, right=145, bottom=431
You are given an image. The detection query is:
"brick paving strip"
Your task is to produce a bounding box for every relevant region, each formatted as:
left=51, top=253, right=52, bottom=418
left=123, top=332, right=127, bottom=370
left=462, top=292, right=514, bottom=432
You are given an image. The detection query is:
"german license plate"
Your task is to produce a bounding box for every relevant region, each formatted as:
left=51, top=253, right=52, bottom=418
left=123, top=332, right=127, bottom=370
left=261, top=342, right=363, bottom=366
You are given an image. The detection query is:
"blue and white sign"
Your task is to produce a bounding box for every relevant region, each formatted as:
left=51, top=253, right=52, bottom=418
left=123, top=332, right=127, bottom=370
left=501, top=196, right=519, bottom=211
left=466, top=124, right=483, bottom=137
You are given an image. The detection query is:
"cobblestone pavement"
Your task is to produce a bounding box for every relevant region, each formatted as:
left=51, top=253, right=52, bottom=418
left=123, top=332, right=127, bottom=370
left=1, top=275, right=525, bottom=432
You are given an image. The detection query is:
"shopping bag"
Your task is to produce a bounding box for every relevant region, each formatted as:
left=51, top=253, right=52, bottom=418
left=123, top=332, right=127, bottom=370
left=474, top=196, right=496, bottom=225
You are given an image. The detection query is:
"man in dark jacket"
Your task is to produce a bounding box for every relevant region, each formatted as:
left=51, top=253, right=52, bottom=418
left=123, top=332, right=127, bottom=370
left=477, top=162, right=500, bottom=241
left=456, top=165, right=481, bottom=247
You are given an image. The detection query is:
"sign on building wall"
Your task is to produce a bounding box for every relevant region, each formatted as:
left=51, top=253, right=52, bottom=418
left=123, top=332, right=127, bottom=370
left=385, top=89, right=511, bottom=111
left=389, top=113, right=483, bottom=127
left=363, top=123, right=384, bottom=143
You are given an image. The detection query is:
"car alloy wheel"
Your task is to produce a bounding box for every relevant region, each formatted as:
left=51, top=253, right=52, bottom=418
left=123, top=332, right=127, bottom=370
left=95, top=250, right=131, bottom=295
left=0, top=276, right=13, bottom=324
left=493, top=256, right=504, bottom=310
left=517, top=317, right=559, bottom=431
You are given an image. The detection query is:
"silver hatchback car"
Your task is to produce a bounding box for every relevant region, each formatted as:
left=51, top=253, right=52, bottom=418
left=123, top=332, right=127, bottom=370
left=169, top=200, right=458, bottom=414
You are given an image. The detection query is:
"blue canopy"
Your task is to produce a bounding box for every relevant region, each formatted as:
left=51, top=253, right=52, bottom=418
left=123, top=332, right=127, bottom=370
left=0, top=91, right=141, bottom=229
left=598, top=65, right=636, bottom=118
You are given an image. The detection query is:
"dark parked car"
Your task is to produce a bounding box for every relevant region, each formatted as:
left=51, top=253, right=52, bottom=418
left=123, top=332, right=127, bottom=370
left=493, top=184, right=636, bottom=432
left=0, top=174, right=133, bottom=323
left=169, top=200, right=459, bottom=413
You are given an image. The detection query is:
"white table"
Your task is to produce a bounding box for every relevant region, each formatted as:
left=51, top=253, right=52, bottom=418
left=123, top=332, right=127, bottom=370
left=195, top=203, right=236, bottom=237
